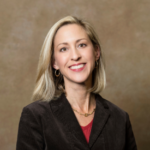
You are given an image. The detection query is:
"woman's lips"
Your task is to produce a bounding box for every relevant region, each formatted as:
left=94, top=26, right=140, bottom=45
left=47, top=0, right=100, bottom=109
left=69, top=63, right=86, bottom=72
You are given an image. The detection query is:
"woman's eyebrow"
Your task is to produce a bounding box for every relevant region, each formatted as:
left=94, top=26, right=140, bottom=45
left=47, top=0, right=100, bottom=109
left=57, top=42, right=68, bottom=48
left=76, top=38, right=87, bottom=43
left=57, top=38, right=87, bottom=48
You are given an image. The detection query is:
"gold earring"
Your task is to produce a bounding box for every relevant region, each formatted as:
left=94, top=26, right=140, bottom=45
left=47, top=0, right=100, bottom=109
left=55, top=69, right=60, bottom=77
left=95, top=60, right=98, bottom=68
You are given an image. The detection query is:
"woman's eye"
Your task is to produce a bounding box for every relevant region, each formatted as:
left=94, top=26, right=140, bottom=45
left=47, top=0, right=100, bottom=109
left=60, top=47, right=67, bottom=52
left=79, top=43, right=86, bottom=48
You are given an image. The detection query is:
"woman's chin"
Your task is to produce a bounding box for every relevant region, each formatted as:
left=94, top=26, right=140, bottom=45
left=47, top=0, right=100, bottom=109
left=68, top=77, right=91, bottom=84
left=63, top=73, right=92, bottom=84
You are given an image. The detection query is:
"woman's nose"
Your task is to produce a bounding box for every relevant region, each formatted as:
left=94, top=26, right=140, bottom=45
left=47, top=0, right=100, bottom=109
left=70, top=47, right=81, bottom=61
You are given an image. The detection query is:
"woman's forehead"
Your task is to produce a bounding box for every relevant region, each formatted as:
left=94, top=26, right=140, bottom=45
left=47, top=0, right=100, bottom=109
left=54, top=24, right=89, bottom=46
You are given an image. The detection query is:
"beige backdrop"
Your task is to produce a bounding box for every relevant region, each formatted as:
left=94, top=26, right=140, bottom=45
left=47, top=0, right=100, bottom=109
left=0, top=0, right=150, bottom=149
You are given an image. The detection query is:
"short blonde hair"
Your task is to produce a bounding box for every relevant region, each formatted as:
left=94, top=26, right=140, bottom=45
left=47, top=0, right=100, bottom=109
left=32, top=16, right=106, bottom=101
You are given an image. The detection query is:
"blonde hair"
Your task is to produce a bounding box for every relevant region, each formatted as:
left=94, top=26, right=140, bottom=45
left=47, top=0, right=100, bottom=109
left=32, top=16, right=106, bottom=101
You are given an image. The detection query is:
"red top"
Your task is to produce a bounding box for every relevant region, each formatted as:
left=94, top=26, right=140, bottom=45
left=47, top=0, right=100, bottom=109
left=80, top=119, right=93, bottom=143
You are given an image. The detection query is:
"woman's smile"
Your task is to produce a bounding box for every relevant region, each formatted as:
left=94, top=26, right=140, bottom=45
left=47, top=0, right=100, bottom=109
left=69, top=63, right=86, bottom=72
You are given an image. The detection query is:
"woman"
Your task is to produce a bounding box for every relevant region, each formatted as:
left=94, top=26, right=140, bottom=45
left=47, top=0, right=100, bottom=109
left=16, top=16, right=137, bottom=150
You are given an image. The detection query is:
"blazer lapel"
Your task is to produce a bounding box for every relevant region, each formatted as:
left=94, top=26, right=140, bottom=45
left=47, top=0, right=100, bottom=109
left=50, top=93, right=89, bottom=149
left=50, top=93, right=110, bottom=149
left=89, top=94, right=110, bottom=148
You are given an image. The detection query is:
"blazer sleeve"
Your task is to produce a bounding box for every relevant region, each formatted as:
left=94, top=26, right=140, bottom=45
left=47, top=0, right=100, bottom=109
left=125, top=112, right=138, bottom=150
left=16, top=107, right=45, bottom=150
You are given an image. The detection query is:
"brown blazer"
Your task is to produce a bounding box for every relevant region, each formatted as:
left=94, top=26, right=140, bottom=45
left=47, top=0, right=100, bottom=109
left=16, top=93, right=137, bottom=150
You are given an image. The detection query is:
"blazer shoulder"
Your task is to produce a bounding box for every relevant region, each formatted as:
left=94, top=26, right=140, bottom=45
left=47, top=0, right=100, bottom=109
left=22, top=100, right=51, bottom=116
left=99, top=95, right=128, bottom=119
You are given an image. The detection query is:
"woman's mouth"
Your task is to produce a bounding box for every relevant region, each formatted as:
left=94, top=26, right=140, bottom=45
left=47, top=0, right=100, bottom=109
left=69, top=63, right=86, bottom=72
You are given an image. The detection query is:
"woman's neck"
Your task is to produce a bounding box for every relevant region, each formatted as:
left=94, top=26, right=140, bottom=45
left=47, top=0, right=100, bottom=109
left=65, top=89, right=96, bottom=114
left=64, top=73, right=96, bottom=113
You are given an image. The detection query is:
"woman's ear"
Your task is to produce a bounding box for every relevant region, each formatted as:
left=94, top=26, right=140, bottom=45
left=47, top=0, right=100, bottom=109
left=94, top=45, right=100, bottom=61
left=52, top=58, right=59, bottom=70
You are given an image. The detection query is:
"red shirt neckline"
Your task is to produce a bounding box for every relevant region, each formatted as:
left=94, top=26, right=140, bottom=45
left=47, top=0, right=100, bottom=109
left=80, top=118, right=94, bottom=143
left=80, top=119, right=94, bottom=129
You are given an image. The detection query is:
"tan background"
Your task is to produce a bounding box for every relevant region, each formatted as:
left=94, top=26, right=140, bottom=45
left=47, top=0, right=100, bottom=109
left=0, top=0, right=150, bottom=149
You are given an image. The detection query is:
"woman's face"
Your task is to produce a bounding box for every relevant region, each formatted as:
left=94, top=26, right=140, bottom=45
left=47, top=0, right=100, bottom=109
left=53, top=24, right=100, bottom=85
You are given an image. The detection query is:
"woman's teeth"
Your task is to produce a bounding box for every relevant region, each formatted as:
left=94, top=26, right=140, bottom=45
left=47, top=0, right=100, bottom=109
left=70, top=64, right=85, bottom=69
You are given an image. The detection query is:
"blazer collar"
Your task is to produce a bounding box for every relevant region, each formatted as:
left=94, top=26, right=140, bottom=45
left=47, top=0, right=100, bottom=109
left=50, top=93, right=110, bottom=149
